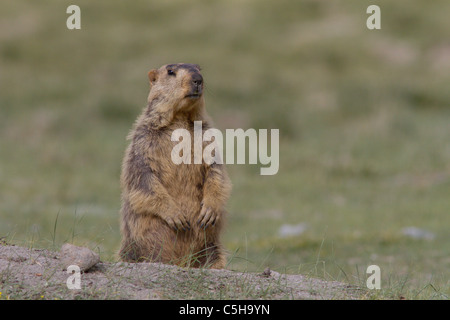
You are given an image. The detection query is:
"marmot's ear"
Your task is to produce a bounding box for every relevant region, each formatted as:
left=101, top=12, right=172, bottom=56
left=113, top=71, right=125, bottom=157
left=148, top=69, right=158, bottom=85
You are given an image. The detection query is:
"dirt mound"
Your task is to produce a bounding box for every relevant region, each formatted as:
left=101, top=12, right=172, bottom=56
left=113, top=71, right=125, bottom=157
left=0, top=244, right=363, bottom=300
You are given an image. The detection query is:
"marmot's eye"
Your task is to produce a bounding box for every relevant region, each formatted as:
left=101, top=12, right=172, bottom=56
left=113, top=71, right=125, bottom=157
left=167, top=69, right=176, bottom=76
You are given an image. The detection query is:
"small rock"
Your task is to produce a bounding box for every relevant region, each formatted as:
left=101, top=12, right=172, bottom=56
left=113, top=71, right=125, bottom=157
left=278, top=223, right=307, bottom=237
left=260, top=267, right=282, bottom=279
left=60, top=243, right=100, bottom=272
left=261, top=267, right=271, bottom=277
left=401, top=227, right=435, bottom=240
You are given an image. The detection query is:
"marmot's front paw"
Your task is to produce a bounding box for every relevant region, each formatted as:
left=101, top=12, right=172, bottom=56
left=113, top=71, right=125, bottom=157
left=163, top=213, right=191, bottom=231
left=197, top=204, right=219, bottom=229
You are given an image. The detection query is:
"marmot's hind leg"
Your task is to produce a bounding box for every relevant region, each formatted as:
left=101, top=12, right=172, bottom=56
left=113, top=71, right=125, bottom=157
left=203, top=243, right=226, bottom=269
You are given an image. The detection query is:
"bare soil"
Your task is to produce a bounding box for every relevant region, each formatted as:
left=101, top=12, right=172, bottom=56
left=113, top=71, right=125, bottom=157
left=0, top=244, right=364, bottom=300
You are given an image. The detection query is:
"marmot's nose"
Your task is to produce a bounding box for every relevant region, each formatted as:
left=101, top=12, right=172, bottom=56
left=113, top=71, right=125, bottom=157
left=192, top=73, right=203, bottom=87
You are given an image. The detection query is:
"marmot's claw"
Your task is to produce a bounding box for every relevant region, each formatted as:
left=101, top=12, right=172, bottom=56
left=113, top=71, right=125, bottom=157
left=198, top=207, right=218, bottom=229
left=210, top=215, right=217, bottom=227
left=166, top=215, right=190, bottom=231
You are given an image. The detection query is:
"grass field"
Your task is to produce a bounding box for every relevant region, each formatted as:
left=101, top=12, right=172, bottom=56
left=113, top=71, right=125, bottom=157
left=1, top=0, right=449, bottom=299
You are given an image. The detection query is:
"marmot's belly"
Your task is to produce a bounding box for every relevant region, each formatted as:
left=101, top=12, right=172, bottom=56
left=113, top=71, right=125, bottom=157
left=162, top=166, right=205, bottom=217
left=143, top=214, right=219, bottom=265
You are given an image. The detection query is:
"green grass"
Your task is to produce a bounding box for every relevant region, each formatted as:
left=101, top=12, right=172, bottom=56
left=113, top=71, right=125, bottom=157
left=1, top=0, right=449, bottom=299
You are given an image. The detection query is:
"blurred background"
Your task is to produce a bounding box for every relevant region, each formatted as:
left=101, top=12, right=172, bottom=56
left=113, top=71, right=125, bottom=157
left=0, top=0, right=449, bottom=298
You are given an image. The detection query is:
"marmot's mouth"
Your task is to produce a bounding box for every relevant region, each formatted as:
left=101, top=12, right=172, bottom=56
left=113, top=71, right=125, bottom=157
left=185, top=94, right=201, bottom=99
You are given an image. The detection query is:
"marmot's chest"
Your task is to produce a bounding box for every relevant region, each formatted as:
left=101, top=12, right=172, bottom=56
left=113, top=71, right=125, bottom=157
left=159, top=120, right=211, bottom=165
left=151, top=122, right=209, bottom=191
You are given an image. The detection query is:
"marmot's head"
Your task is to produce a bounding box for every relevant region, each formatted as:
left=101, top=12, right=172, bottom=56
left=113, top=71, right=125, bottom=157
left=147, top=63, right=204, bottom=113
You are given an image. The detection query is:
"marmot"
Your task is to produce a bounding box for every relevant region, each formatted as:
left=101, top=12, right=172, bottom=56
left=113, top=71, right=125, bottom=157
left=118, top=63, right=232, bottom=269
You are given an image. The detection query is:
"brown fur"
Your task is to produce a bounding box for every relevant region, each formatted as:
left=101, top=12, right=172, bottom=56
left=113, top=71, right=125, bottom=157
left=118, top=63, right=231, bottom=268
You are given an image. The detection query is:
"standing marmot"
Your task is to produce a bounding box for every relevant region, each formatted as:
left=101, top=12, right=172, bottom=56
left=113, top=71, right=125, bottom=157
left=118, top=63, right=231, bottom=269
